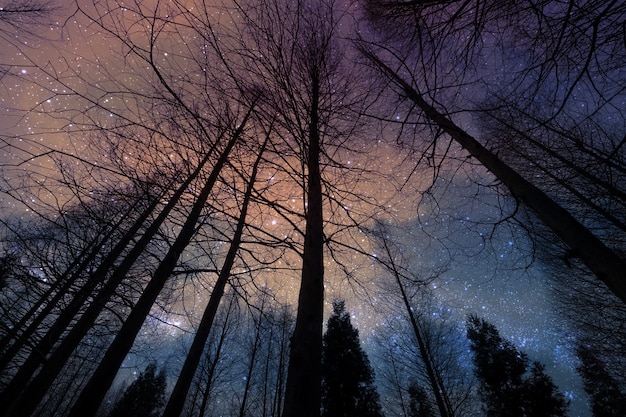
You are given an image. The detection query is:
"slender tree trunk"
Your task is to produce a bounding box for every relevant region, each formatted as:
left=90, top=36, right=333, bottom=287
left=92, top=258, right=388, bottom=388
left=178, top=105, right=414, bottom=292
left=0, top=193, right=164, bottom=410
left=162, top=133, right=268, bottom=417
left=63, top=117, right=249, bottom=417
left=262, top=325, right=274, bottom=417
left=198, top=298, right=234, bottom=417
left=3, top=113, right=250, bottom=417
left=377, top=226, right=451, bottom=417
left=239, top=308, right=265, bottom=417
left=0, top=192, right=158, bottom=374
left=0, top=135, right=225, bottom=416
left=273, top=316, right=289, bottom=417
left=362, top=49, right=626, bottom=305
left=0, top=226, right=104, bottom=360
left=197, top=299, right=233, bottom=417
left=282, top=70, right=325, bottom=417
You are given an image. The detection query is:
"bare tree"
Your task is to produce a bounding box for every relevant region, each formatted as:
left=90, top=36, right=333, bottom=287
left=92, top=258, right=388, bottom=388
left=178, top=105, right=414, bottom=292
left=357, top=0, right=626, bottom=303
left=228, top=1, right=372, bottom=415
left=369, top=220, right=478, bottom=417
left=162, top=125, right=271, bottom=417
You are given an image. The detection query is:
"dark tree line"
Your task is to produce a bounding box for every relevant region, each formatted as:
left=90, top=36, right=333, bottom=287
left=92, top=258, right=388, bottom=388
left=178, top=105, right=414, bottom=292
left=466, top=315, right=568, bottom=417
left=576, top=344, right=626, bottom=417
left=107, top=363, right=166, bottom=417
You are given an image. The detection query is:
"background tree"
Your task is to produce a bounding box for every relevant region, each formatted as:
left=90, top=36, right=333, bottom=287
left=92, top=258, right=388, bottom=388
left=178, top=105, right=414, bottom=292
left=407, top=384, right=435, bottom=417
left=576, top=344, right=626, bottom=417
left=369, top=220, right=478, bottom=417
left=107, top=363, right=166, bottom=417
left=466, top=315, right=568, bottom=417
left=321, top=300, right=384, bottom=417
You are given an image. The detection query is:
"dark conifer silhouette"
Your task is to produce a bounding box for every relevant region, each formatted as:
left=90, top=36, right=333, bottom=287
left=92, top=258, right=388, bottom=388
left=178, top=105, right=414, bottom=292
left=321, top=300, right=384, bottom=417
left=576, top=344, right=626, bottom=417
left=408, top=383, right=436, bottom=417
left=466, top=315, right=568, bottom=417
left=107, top=363, right=166, bottom=417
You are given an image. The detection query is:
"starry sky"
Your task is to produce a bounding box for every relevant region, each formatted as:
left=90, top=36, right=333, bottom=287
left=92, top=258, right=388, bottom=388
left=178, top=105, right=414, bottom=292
left=3, top=1, right=622, bottom=416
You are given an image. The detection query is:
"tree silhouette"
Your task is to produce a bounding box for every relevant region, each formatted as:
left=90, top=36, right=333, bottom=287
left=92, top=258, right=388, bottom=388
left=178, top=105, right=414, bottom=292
left=466, top=315, right=568, bottom=417
left=107, top=363, right=166, bottom=417
left=407, top=383, right=435, bottom=417
left=359, top=0, right=626, bottom=304
left=369, top=220, right=477, bottom=417
left=321, top=300, right=384, bottom=417
left=576, top=344, right=626, bottom=417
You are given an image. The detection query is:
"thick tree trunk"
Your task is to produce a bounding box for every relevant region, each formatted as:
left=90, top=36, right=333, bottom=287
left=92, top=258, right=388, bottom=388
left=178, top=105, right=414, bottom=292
left=363, top=49, right=626, bottom=305
left=282, top=72, right=325, bottom=417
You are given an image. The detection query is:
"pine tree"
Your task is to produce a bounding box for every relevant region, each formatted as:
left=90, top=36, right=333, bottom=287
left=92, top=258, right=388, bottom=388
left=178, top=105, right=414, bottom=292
left=321, top=300, right=384, bottom=417
left=466, top=315, right=568, bottom=417
left=108, top=363, right=166, bottom=417
left=522, top=362, right=569, bottom=417
left=576, top=344, right=626, bottom=417
left=407, top=383, right=435, bottom=417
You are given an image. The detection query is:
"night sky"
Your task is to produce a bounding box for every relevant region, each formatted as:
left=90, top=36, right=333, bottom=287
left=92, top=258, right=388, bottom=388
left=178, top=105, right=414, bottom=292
left=2, top=1, right=624, bottom=416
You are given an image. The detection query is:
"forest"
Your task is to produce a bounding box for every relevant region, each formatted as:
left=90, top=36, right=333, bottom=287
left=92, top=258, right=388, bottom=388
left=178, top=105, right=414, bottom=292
left=0, top=0, right=625, bottom=416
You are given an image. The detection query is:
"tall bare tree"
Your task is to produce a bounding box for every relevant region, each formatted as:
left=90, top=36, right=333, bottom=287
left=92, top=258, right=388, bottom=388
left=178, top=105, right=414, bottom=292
left=230, top=1, right=369, bottom=415
left=357, top=0, right=626, bottom=304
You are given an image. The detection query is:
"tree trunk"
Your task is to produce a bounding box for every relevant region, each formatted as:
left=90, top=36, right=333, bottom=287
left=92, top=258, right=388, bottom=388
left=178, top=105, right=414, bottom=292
left=162, top=132, right=268, bottom=417
left=238, top=307, right=265, bottom=417
left=63, top=117, right=249, bottom=417
left=0, top=131, right=224, bottom=417
left=282, top=70, right=325, bottom=417
left=0, top=192, right=164, bottom=410
left=197, top=299, right=234, bottom=417
left=3, top=112, right=250, bottom=417
left=362, top=48, right=626, bottom=305
left=377, top=225, right=452, bottom=417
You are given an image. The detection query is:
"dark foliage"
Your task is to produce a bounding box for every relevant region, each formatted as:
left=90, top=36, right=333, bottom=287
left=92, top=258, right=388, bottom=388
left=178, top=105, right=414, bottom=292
left=0, top=255, right=16, bottom=291
left=408, top=383, right=435, bottom=417
left=466, top=315, right=568, bottom=417
left=321, top=300, right=384, bottom=417
left=576, top=344, right=626, bottom=417
left=108, top=363, right=166, bottom=417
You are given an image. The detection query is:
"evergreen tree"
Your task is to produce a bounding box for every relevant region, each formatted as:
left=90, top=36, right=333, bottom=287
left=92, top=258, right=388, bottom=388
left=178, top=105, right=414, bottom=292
left=466, top=315, right=568, bottom=417
left=576, top=344, right=626, bottom=417
left=522, top=362, right=569, bottom=417
left=407, top=383, right=435, bottom=417
left=108, top=363, right=166, bottom=417
left=321, top=300, right=384, bottom=417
